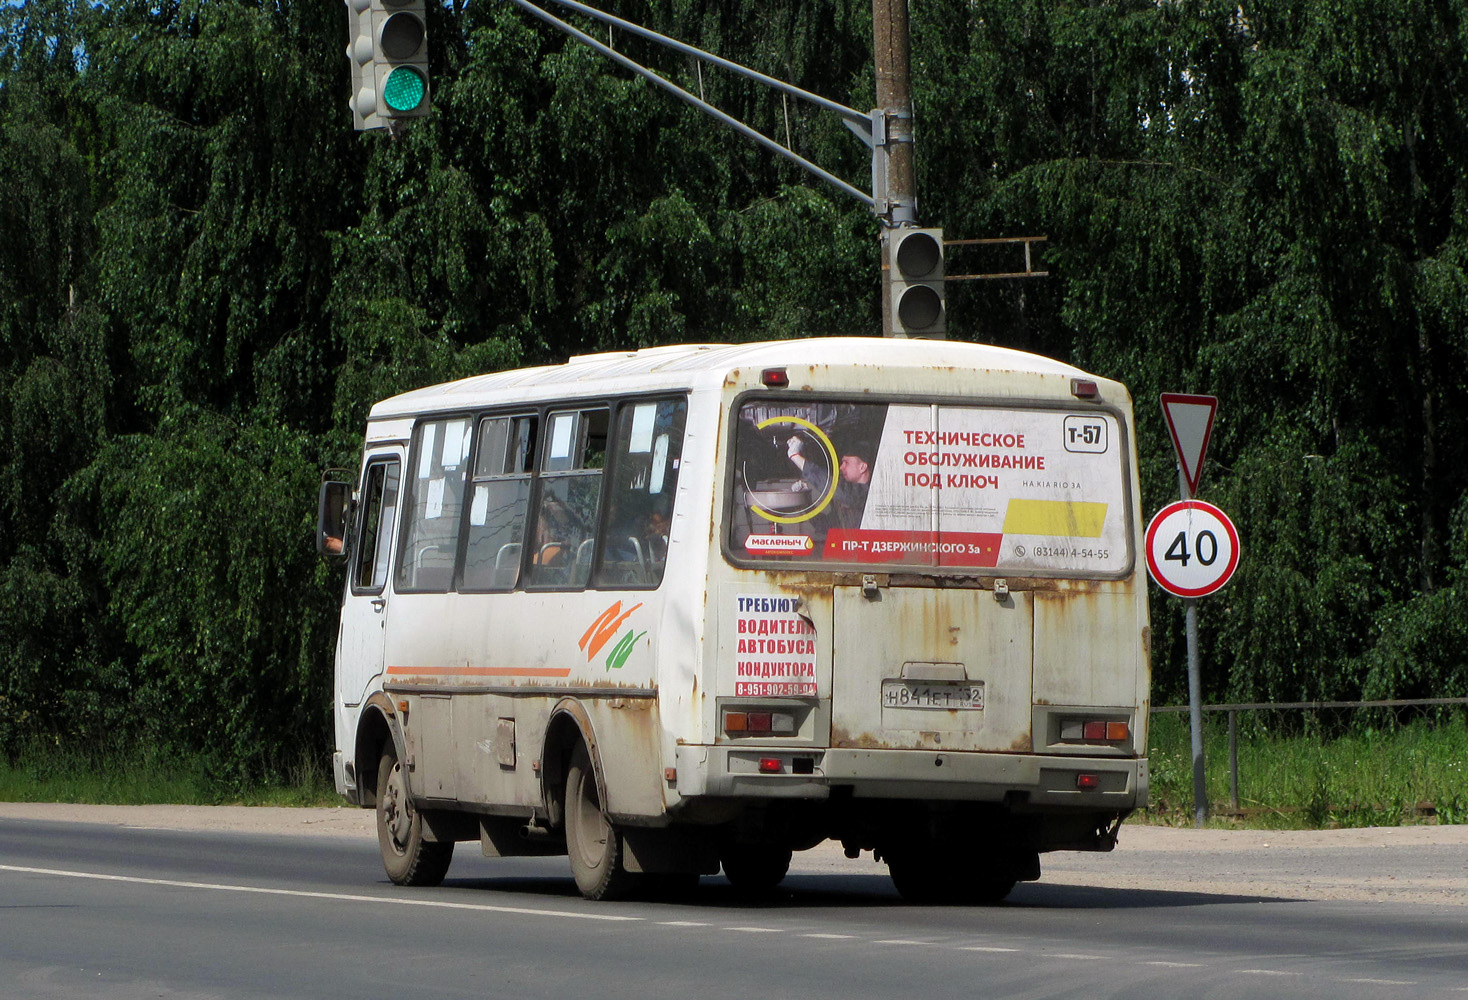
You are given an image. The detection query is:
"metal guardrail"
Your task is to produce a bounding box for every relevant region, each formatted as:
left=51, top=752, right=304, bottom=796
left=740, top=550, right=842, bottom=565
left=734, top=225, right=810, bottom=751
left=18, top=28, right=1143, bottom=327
left=1150, top=697, right=1468, bottom=812
left=1152, top=697, right=1468, bottom=713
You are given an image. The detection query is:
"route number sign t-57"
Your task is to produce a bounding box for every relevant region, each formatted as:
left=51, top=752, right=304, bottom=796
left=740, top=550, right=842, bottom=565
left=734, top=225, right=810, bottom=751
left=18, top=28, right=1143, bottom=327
left=1145, top=499, right=1240, bottom=598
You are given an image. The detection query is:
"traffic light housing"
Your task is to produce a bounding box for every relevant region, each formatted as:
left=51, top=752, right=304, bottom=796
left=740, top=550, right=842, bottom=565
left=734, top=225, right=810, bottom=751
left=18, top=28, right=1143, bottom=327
left=889, top=227, right=946, bottom=338
left=345, top=0, right=431, bottom=130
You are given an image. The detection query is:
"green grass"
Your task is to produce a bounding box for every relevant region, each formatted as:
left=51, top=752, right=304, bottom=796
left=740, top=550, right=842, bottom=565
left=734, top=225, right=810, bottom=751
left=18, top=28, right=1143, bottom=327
left=1143, top=711, right=1468, bottom=828
left=6, top=717, right=1466, bottom=826
left=0, top=742, right=340, bottom=808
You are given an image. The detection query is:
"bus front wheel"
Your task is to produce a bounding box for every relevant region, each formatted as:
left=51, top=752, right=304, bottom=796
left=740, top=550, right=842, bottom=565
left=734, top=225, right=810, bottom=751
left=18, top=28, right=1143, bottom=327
left=564, top=743, right=640, bottom=900
left=376, top=746, right=453, bottom=887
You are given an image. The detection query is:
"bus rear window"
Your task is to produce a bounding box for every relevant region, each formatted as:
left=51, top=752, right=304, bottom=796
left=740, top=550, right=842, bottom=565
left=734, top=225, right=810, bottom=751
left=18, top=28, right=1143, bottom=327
left=727, top=399, right=1130, bottom=576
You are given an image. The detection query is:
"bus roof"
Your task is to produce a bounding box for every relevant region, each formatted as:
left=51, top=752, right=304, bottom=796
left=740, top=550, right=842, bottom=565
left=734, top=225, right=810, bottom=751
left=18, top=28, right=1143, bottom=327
left=367, top=337, right=1101, bottom=420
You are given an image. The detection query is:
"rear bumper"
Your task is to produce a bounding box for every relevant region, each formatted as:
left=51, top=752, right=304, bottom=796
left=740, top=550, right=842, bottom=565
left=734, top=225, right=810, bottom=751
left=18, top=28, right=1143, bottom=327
left=673, top=744, right=1147, bottom=811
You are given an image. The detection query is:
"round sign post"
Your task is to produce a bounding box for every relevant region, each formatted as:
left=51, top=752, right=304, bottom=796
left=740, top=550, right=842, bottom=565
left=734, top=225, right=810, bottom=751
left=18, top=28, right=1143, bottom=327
left=1145, top=499, right=1240, bottom=598
left=1145, top=498, right=1240, bottom=829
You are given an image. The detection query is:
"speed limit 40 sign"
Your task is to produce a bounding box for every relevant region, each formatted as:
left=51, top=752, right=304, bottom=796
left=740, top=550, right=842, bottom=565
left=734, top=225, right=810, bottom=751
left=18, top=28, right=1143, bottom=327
left=1145, top=499, right=1240, bottom=598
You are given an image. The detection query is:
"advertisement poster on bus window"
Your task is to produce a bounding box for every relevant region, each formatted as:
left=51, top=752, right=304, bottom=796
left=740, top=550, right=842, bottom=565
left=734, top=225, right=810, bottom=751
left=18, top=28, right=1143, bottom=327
left=729, top=401, right=1129, bottom=576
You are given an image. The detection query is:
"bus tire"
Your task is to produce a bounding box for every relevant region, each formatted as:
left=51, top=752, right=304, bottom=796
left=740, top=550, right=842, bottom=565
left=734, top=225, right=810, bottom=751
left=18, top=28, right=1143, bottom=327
left=967, top=877, right=1018, bottom=904
left=376, top=746, right=453, bottom=887
left=887, top=847, right=1015, bottom=905
left=720, top=845, right=792, bottom=894
left=564, top=742, right=640, bottom=901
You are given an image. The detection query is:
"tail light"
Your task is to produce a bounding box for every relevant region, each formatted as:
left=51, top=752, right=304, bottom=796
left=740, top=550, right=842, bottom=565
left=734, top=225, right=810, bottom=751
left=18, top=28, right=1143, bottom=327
left=1061, top=719, right=1130, bottom=743
left=724, top=709, right=797, bottom=737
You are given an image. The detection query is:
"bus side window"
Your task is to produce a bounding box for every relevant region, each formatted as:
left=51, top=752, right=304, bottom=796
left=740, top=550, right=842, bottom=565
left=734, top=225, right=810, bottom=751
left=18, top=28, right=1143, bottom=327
left=462, top=414, right=536, bottom=591
left=396, top=416, right=472, bottom=593
left=528, top=408, right=608, bottom=589
left=594, top=398, right=687, bottom=588
left=352, top=460, right=400, bottom=593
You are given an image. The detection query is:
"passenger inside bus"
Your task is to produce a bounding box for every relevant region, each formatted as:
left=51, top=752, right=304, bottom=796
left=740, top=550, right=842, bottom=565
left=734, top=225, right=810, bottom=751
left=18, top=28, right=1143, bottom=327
left=533, top=495, right=579, bottom=567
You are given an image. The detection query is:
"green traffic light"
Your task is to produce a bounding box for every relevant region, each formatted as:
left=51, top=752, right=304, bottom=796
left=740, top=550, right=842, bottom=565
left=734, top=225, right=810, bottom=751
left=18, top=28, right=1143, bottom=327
left=383, top=66, right=426, bottom=113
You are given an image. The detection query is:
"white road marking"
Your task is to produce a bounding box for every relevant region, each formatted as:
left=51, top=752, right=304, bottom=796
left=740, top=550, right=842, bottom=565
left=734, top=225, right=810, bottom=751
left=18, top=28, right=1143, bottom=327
left=0, top=864, right=640, bottom=922
left=3, top=861, right=1450, bottom=993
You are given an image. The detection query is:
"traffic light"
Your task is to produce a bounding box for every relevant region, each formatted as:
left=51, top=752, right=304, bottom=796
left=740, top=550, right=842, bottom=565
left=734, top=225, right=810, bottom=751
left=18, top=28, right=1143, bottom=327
left=345, top=0, right=431, bottom=130
left=889, top=227, right=946, bottom=339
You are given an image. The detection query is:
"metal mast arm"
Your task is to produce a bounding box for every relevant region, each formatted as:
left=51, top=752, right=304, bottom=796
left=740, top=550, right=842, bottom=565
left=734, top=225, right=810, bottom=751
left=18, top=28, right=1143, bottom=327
left=536, top=0, right=869, bottom=124
left=503, top=0, right=875, bottom=209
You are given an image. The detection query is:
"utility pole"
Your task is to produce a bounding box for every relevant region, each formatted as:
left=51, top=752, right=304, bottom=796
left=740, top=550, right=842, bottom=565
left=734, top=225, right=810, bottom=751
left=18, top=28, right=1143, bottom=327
left=873, top=0, right=916, bottom=338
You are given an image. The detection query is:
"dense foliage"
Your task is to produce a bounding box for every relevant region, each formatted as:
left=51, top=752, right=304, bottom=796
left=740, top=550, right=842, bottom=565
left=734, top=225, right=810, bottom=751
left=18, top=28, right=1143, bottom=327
left=4, top=0, right=1467, bottom=784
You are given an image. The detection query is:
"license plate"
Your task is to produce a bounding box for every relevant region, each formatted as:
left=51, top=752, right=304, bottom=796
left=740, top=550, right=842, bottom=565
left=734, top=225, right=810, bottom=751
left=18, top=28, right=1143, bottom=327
left=881, top=679, right=984, bottom=710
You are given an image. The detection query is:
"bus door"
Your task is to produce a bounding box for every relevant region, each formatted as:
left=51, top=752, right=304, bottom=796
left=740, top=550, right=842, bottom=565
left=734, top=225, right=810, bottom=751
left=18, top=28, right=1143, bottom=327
left=831, top=585, right=1033, bottom=753
left=337, top=451, right=404, bottom=710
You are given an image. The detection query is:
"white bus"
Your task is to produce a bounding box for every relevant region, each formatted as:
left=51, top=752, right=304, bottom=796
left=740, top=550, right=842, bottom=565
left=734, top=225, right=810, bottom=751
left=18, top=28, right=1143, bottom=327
left=317, top=337, right=1151, bottom=902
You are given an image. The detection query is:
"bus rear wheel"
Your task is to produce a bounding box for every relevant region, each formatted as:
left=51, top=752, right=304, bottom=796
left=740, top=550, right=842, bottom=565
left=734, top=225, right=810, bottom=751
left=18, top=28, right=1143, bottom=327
left=886, top=847, right=1016, bottom=905
left=376, top=746, right=453, bottom=887
left=564, top=743, right=640, bottom=901
left=720, top=844, right=792, bottom=894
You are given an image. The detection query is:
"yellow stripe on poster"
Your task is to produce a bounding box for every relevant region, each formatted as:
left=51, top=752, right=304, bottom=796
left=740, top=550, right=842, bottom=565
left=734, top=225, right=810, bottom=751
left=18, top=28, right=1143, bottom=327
left=1002, top=499, right=1108, bottom=538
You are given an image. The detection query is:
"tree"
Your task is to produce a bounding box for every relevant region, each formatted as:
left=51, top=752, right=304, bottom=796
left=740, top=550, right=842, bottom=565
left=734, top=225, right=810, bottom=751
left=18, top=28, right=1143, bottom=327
left=5, top=0, right=1468, bottom=782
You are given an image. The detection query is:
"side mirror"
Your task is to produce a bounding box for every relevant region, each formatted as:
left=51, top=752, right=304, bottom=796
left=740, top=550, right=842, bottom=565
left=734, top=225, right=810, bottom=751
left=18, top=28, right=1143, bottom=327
left=317, top=478, right=353, bottom=557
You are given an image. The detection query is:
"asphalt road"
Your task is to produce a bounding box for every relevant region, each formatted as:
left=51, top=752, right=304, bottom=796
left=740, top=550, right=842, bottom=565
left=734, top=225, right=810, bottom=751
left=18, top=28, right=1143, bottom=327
left=1, top=813, right=1466, bottom=999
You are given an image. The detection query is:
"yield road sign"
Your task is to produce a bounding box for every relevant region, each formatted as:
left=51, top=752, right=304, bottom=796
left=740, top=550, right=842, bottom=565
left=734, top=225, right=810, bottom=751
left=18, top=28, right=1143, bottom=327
left=1160, top=393, right=1217, bottom=497
left=1145, top=499, right=1240, bottom=598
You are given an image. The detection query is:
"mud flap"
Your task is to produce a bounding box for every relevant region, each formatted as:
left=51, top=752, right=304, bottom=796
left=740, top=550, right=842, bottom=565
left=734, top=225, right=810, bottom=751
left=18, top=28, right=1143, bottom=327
left=621, top=827, right=721, bottom=875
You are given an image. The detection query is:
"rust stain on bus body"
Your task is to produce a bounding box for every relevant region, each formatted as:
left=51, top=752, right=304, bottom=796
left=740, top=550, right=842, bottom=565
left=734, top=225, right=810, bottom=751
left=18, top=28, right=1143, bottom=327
left=828, top=724, right=890, bottom=750
left=827, top=726, right=1035, bottom=755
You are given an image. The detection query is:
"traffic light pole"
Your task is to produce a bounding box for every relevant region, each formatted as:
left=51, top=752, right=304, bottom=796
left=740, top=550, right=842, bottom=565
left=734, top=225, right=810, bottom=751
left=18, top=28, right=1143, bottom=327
left=872, top=0, right=916, bottom=228
left=873, top=0, right=925, bottom=338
